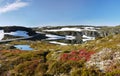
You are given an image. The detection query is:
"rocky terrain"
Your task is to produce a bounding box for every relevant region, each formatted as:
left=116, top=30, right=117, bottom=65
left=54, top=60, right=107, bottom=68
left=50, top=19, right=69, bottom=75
left=0, top=25, right=120, bottom=76
left=0, top=26, right=36, bottom=36
left=35, top=25, right=120, bottom=37
left=0, top=26, right=46, bottom=41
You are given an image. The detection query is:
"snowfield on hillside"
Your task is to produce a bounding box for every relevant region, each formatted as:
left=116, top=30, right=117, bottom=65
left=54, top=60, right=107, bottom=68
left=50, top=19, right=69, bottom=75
left=0, top=30, right=4, bottom=40
left=49, top=41, right=68, bottom=45
left=43, top=27, right=98, bottom=32
left=82, top=35, right=95, bottom=41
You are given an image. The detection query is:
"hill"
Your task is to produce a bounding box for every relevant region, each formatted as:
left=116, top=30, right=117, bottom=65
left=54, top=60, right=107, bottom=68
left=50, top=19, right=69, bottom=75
left=0, top=33, right=120, bottom=75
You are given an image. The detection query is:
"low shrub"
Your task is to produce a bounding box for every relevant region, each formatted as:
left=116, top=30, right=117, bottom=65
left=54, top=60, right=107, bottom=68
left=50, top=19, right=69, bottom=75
left=60, top=49, right=95, bottom=62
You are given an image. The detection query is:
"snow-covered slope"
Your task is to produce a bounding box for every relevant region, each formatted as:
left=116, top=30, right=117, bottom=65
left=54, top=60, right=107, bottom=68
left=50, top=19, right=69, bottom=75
left=49, top=41, right=68, bottom=45
left=82, top=35, right=95, bottom=42
left=0, top=30, right=4, bottom=40
left=43, top=27, right=97, bottom=32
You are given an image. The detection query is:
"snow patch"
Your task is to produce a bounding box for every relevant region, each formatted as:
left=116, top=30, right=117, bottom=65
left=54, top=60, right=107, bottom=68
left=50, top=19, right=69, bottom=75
left=44, top=27, right=97, bottom=32
left=83, top=27, right=97, bottom=31
left=46, top=34, right=64, bottom=38
left=82, top=35, right=95, bottom=41
left=0, top=30, right=4, bottom=40
left=49, top=41, right=68, bottom=45
left=44, top=28, right=82, bottom=32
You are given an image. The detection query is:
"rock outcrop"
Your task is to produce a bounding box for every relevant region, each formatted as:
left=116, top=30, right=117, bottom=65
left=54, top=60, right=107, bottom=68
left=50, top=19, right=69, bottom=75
left=36, top=25, right=120, bottom=38
left=0, top=26, right=36, bottom=36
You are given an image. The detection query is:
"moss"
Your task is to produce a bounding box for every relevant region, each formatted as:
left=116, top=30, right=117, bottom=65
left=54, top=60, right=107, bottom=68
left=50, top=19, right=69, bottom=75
left=105, top=70, right=120, bottom=76
left=13, top=60, right=39, bottom=76
left=35, top=63, right=48, bottom=76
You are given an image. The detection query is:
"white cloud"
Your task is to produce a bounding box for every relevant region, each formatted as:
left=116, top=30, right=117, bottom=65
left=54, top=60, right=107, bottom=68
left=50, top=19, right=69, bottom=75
left=0, top=0, right=29, bottom=14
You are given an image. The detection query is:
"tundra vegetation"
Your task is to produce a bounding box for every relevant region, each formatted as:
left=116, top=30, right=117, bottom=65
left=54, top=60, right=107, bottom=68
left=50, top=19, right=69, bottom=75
left=0, top=26, right=120, bottom=76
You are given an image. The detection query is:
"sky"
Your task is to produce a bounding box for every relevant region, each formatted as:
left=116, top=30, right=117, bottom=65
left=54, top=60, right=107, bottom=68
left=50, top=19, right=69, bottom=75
left=0, top=0, right=120, bottom=27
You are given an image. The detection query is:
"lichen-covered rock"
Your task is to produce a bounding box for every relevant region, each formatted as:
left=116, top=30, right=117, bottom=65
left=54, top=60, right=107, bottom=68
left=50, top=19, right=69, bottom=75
left=86, top=48, right=120, bottom=72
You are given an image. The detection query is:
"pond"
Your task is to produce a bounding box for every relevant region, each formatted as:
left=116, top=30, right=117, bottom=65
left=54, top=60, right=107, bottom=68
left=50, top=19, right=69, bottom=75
left=14, top=45, right=33, bottom=51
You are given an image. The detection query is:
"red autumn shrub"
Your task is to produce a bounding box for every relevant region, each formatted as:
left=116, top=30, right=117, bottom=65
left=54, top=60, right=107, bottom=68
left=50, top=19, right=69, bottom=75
left=60, top=49, right=95, bottom=62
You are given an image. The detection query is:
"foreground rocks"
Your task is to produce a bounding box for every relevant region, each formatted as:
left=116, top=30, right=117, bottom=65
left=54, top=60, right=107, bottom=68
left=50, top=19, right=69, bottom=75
left=86, top=48, right=120, bottom=72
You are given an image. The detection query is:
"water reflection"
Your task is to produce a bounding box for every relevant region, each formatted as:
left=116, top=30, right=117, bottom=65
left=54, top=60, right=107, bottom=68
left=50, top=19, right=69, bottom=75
left=14, top=45, right=33, bottom=51
left=55, top=39, right=83, bottom=44
left=44, top=34, right=94, bottom=45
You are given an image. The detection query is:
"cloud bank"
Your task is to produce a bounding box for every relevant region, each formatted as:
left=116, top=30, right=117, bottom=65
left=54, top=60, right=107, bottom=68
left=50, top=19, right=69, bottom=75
left=0, top=0, right=29, bottom=14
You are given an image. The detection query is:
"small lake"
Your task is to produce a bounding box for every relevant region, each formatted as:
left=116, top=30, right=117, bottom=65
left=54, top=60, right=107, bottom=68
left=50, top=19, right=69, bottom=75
left=14, top=45, right=33, bottom=51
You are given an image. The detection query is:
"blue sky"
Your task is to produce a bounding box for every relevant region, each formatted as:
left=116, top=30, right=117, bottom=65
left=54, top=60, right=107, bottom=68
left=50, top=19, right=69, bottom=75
left=0, top=0, right=120, bottom=27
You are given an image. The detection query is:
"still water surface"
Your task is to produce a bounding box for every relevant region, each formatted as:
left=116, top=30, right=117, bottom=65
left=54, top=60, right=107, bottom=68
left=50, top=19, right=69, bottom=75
left=14, top=45, right=33, bottom=51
